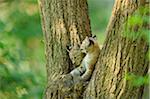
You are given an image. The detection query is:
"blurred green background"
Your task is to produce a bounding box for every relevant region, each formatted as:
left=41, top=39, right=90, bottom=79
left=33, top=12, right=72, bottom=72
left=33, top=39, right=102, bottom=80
left=0, top=0, right=149, bottom=99
left=0, top=0, right=113, bottom=98
left=0, top=0, right=46, bottom=99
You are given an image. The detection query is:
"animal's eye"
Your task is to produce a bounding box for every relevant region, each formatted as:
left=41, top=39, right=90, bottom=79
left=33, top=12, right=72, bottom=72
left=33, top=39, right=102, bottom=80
left=80, top=48, right=84, bottom=51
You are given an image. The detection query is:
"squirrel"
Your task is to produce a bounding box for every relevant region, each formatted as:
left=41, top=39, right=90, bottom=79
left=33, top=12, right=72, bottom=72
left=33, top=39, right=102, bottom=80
left=69, top=35, right=100, bottom=82
left=67, top=44, right=86, bottom=68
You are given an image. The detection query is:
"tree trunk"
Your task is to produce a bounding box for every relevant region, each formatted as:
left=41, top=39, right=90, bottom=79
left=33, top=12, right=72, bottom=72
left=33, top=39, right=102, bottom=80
left=84, top=0, right=149, bottom=99
left=38, top=0, right=149, bottom=99
left=38, top=0, right=91, bottom=98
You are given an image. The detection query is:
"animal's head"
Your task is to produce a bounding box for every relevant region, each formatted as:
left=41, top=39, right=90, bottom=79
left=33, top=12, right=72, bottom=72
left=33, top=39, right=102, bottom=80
left=80, top=35, right=97, bottom=53
left=67, top=44, right=85, bottom=66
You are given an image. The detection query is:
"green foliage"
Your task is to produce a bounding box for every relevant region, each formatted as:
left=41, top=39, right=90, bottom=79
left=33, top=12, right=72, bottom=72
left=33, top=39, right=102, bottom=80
left=0, top=33, right=46, bottom=98
left=125, top=73, right=149, bottom=87
left=123, top=7, right=150, bottom=87
left=0, top=42, right=5, bottom=49
left=0, top=0, right=46, bottom=99
left=128, top=15, right=143, bottom=27
left=123, top=6, right=150, bottom=42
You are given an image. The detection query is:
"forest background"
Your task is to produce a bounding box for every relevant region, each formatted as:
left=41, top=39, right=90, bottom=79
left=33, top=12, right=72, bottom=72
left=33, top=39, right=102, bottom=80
left=0, top=0, right=148, bottom=99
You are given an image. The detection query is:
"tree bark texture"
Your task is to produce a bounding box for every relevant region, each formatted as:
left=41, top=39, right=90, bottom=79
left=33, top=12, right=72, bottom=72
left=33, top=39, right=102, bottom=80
left=84, top=0, right=149, bottom=99
left=39, top=0, right=149, bottom=99
left=38, top=0, right=91, bottom=98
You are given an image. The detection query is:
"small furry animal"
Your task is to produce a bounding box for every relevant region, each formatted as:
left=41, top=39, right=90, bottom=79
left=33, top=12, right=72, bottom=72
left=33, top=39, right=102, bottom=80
left=67, top=44, right=86, bottom=67
left=70, top=36, right=100, bottom=81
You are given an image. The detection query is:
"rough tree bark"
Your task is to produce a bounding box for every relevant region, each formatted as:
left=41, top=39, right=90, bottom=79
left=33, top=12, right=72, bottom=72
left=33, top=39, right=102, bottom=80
left=84, top=0, right=149, bottom=99
left=38, top=0, right=91, bottom=98
left=39, top=0, right=149, bottom=99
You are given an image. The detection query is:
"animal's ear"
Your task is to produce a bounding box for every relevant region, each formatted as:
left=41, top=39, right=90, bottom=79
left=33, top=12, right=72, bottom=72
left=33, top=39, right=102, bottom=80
left=92, top=35, right=96, bottom=39
left=66, top=44, right=72, bottom=52
left=89, top=38, right=94, bottom=45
